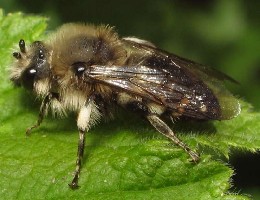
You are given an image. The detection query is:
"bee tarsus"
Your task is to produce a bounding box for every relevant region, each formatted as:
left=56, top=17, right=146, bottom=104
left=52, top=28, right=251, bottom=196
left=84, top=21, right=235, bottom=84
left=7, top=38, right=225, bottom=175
left=69, top=128, right=86, bottom=189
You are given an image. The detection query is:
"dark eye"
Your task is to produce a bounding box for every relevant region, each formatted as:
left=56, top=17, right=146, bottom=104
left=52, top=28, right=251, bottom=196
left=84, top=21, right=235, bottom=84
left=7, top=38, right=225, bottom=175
left=21, top=67, right=37, bottom=89
left=72, top=62, right=86, bottom=76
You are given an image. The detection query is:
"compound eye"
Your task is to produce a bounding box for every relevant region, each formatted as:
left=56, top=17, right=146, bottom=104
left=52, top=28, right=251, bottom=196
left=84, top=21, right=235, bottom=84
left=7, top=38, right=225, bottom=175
left=72, top=62, right=86, bottom=76
left=21, top=67, right=37, bottom=89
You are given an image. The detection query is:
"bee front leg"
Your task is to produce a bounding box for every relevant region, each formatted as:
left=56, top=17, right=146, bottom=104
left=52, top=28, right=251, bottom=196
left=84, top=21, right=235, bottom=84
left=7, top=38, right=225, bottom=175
left=26, top=93, right=53, bottom=136
left=147, top=114, right=200, bottom=163
left=69, top=99, right=94, bottom=189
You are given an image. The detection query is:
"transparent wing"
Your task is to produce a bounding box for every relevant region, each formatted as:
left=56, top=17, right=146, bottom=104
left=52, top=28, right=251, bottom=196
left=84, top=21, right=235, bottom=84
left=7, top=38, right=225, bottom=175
left=88, top=65, right=182, bottom=105
left=87, top=64, right=230, bottom=120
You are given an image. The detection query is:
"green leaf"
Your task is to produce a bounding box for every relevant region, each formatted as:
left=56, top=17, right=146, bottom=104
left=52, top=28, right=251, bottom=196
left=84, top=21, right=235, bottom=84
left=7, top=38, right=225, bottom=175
left=0, top=10, right=258, bottom=199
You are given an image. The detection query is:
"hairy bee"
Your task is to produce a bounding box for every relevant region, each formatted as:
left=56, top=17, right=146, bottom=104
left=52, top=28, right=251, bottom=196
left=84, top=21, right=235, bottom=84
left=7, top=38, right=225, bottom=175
left=10, top=23, right=240, bottom=189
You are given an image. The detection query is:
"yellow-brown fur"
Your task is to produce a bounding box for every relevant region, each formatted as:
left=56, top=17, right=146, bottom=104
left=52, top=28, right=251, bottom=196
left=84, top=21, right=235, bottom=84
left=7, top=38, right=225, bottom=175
left=11, top=24, right=128, bottom=115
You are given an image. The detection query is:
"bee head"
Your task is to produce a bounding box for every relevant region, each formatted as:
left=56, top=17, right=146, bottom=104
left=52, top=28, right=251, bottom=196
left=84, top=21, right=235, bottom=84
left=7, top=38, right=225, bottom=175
left=10, top=40, right=52, bottom=95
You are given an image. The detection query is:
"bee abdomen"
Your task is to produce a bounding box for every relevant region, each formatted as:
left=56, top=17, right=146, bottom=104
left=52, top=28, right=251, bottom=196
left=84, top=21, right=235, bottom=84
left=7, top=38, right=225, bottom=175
left=117, top=92, right=166, bottom=116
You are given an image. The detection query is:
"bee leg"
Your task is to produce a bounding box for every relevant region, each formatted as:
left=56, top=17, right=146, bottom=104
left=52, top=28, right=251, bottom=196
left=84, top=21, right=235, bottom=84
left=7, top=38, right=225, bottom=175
left=69, top=99, right=94, bottom=189
left=69, top=129, right=85, bottom=189
left=26, top=93, right=53, bottom=136
left=147, top=114, right=200, bottom=163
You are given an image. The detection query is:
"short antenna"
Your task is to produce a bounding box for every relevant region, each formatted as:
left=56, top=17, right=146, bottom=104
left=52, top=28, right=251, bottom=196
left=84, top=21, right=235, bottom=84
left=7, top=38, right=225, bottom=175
left=19, top=39, right=26, bottom=53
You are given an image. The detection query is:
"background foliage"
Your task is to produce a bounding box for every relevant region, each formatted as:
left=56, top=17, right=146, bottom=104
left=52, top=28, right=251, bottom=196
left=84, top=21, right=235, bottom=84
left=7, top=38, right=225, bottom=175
left=1, top=0, right=259, bottom=199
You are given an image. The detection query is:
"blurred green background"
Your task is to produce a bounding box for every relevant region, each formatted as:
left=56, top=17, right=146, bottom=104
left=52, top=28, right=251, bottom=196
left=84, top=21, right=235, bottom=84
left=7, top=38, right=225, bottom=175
left=1, top=0, right=259, bottom=198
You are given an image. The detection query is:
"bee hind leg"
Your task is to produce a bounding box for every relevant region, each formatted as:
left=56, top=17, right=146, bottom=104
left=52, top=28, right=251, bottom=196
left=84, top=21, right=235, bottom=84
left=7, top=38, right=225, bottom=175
left=26, top=93, right=54, bottom=136
left=147, top=114, right=200, bottom=163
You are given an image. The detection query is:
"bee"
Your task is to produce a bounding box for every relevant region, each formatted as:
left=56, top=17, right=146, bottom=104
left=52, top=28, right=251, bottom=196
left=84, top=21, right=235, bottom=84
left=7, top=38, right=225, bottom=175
left=10, top=23, right=240, bottom=189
